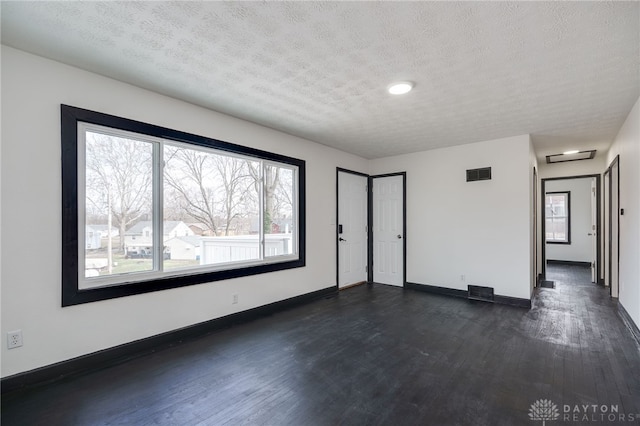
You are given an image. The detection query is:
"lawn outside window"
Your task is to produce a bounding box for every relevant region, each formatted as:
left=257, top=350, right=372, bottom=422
left=62, top=105, right=305, bottom=306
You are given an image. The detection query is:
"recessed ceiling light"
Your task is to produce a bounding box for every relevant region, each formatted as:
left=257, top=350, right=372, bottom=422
left=388, top=81, right=414, bottom=95
left=547, top=150, right=596, bottom=164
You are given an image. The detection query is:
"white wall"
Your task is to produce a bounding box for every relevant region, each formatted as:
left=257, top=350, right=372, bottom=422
left=370, top=135, right=533, bottom=300
left=545, top=178, right=594, bottom=263
left=606, top=97, right=640, bottom=330
left=0, top=46, right=369, bottom=377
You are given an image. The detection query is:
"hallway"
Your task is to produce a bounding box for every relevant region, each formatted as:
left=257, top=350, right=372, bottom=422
left=535, top=263, right=640, bottom=419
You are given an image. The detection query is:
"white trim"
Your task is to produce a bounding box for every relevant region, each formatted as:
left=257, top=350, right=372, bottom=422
left=153, top=140, right=163, bottom=273
left=77, top=124, right=88, bottom=286
left=81, top=254, right=299, bottom=290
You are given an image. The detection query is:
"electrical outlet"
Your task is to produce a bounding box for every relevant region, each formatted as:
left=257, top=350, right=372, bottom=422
left=7, top=330, right=23, bottom=349
left=460, top=274, right=466, bottom=282
left=232, top=294, right=238, bottom=304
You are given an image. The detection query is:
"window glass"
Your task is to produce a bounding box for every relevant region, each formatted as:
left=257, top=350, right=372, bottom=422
left=83, top=130, right=153, bottom=287
left=264, top=164, right=295, bottom=257
left=164, top=145, right=260, bottom=270
left=545, top=192, right=569, bottom=243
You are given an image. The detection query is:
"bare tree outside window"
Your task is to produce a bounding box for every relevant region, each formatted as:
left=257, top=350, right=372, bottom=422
left=266, top=165, right=295, bottom=256
left=163, top=145, right=258, bottom=236
left=163, top=145, right=262, bottom=269
left=273, top=167, right=294, bottom=223
left=84, top=131, right=153, bottom=279
left=247, top=163, right=280, bottom=233
left=85, top=132, right=153, bottom=249
left=213, top=155, right=258, bottom=236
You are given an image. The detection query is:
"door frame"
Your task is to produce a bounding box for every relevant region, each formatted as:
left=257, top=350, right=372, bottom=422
left=336, top=169, right=407, bottom=287
left=369, top=172, right=407, bottom=286
left=540, top=174, right=601, bottom=281
left=604, top=168, right=610, bottom=287
left=533, top=167, right=538, bottom=287
left=605, top=155, right=620, bottom=297
left=336, top=168, right=370, bottom=289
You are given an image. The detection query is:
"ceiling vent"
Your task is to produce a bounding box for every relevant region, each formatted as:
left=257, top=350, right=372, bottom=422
left=466, top=167, right=492, bottom=182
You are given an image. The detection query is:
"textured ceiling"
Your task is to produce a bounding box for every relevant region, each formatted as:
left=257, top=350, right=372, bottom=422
left=2, top=1, right=639, bottom=160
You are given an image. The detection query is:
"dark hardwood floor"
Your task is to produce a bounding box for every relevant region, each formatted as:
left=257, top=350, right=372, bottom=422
left=3, top=265, right=640, bottom=425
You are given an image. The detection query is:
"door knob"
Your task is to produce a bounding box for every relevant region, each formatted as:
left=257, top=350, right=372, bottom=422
left=397, top=234, right=402, bottom=239
left=588, top=233, right=593, bottom=236
left=339, top=237, right=347, bottom=242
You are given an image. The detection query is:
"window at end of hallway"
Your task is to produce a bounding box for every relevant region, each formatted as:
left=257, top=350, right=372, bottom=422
left=545, top=192, right=570, bottom=244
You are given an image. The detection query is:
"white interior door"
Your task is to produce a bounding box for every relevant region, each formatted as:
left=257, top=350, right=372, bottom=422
left=338, top=171, right=368, bottom=288
left=590, top=178, right=597, bottom=283
left=611, top=161, right=620, bottom=298
left=373, top=175, right=404, bottom=287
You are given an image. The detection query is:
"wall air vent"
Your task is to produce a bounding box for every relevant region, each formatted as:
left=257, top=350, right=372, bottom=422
left=466, top=167, right=492, bottom=182
left=468, top=285, right=494, bottom=303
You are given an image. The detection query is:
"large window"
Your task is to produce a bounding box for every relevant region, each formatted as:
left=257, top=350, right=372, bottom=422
left=545, top=192, right=570, bottom=244
left=62, top=105, right=305, bottom=306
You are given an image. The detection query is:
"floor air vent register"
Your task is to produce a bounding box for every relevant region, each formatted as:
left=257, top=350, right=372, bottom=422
left=468, top=285, right=495, bottom=303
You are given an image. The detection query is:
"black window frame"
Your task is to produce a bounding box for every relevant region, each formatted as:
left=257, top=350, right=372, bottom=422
left=545, top=191, right=571, bottom=245
left=61, top=105, right=305, bottom=306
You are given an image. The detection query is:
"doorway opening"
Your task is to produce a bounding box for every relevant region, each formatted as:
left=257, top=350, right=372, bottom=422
left=604, top=156, right=620, bottom=297
left=541, top=175, right=601, bottom=287
left=336, top=169, right=406, bottom=289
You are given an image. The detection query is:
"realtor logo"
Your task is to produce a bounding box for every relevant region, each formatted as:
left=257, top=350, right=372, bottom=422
left=529, top=399, right=560, bottom=425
